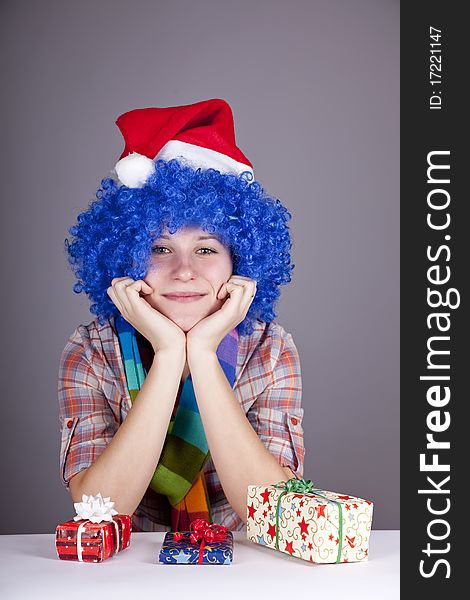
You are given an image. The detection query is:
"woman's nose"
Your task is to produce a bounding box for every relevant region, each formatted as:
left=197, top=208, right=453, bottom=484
left=171, top=254, right=197, bottom=279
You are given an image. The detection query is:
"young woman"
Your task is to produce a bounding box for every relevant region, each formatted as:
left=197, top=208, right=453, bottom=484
left=59, top=99, right=305, bottom=532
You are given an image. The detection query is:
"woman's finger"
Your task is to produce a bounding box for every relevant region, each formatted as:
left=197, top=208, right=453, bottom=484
left=125, top=280, right=154, bottom=310
left=218, top=278, right=256, bottom=301
left=112, top=278, right=135, bottom=315
left=107, top=285, right=126, bottom=316
left=140, top=281, right=154, bottom=295
left=229, top=279, right=256, bottom=298
left=111, top=277, right=133, bottom=286
left=222, top=282, right=250, bottom=318
left=218, top=281, right=241, bottom=300
left=241, top=282, right=256, bottom=310
left=225, top=282, right=245, bottom=296
left=234, top=280, right=256, bottom=318
left=229, top=275, right=252, bottom=283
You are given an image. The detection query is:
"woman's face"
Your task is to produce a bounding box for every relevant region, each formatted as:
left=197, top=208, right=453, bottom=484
left=143, top=225, right=233, bottom=332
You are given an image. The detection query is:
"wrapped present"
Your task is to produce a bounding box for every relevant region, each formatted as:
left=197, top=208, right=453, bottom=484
left=56, top=492, right=132, bottom=563
left=247, top=478, right=373, bottom=564
left=159, top=518, right=233, bottom=565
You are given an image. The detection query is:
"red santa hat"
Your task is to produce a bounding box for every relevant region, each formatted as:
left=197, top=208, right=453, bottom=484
left=112, top=98, right=254, bottom=188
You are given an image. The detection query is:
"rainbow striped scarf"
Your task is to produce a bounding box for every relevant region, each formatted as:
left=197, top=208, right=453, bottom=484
left=114, top=314, right=239, bottom=532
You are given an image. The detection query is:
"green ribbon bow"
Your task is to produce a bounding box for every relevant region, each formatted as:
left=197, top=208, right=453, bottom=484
left=272, top=477, right=344, bottom=563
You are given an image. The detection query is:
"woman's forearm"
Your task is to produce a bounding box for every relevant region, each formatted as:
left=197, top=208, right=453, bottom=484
left=69, top=348, right=185, bottom=515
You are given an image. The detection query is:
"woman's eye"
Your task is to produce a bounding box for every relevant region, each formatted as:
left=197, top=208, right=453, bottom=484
left=198, top=247, right=217, bottom=255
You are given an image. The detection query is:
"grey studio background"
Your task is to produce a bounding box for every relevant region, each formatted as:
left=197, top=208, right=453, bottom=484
left=0, top=0, right=399, bottom=533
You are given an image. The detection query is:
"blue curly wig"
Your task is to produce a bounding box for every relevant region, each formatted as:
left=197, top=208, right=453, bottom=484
left=64, top=158, right=295, bottom=337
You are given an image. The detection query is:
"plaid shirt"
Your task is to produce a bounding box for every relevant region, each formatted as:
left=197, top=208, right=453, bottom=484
left=58, top=317, right=305, bottom=532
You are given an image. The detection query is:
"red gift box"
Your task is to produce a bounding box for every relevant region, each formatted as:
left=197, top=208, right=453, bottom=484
left=55, top=514, right=131, bottom=563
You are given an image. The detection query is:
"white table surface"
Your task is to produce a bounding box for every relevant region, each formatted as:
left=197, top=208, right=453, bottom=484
left=0, top=530, right=399, bottom=600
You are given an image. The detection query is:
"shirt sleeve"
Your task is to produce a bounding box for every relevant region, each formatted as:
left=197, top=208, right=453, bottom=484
left=246, top=330, right=305, bottom=480
left=58, top=326, right=119, bottom=490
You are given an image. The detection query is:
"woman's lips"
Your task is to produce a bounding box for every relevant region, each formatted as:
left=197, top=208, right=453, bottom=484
left=163, top=294, right=206, bottom=303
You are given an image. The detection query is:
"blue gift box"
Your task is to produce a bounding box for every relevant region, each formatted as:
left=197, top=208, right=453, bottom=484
left=158, top=530, right=234, bottom=565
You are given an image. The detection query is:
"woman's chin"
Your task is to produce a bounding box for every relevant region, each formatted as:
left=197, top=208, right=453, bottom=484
left=167, top=313, right=204, bottom=332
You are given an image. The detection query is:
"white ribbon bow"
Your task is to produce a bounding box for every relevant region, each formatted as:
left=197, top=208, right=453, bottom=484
left=73, top=492, right=118, bottom=523
left=73, top=493, right=120, bottom=562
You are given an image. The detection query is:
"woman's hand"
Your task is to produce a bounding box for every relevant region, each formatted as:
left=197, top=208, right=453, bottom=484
left=107, top=277, right=186, bottom=354
left=186, top=275, right=257, bottom=355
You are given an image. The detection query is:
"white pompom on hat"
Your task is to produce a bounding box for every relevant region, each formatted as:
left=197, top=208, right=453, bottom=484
left=114, top=152, right=156, bottom=188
